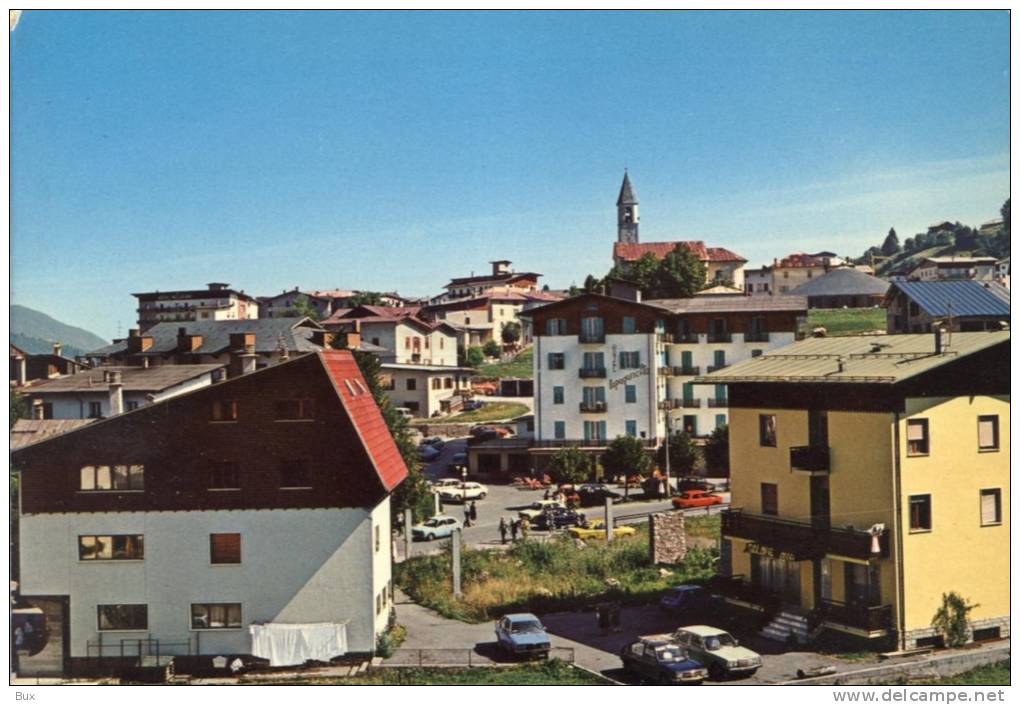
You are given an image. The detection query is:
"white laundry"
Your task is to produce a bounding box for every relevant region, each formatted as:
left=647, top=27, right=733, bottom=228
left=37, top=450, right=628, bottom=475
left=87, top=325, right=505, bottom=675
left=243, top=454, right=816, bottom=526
left=249, top=622, right=349, bottom=667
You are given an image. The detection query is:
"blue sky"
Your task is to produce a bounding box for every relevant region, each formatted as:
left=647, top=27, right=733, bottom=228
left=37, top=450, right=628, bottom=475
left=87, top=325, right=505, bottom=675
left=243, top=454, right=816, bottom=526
left=11, top=10, right=1010, bottom=340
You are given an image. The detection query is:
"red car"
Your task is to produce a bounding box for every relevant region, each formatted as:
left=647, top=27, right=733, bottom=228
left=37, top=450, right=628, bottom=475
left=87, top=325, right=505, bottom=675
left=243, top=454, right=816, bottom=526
left=672, top=490, right=723, bottom=509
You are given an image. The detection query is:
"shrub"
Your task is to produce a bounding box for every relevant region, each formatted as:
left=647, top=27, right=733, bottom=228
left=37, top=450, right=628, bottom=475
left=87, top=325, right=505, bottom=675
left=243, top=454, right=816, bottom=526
left=932, top=592, right=978, bottom=647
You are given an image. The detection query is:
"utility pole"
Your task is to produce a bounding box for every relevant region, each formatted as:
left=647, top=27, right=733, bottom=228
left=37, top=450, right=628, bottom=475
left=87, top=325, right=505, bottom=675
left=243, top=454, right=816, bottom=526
left=451, top=528, right=463, bottom=598
left=604, top=497, right=614, bottom=543
left=403, top=507, right=413, bottom=562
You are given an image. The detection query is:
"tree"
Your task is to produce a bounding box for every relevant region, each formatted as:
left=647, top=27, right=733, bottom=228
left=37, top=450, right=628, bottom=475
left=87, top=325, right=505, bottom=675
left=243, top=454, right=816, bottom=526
left=932, top=591, right=978, bottom=647
left=657, top=431, right=699, bottom=478
left=583, top=274, right=602, bottom=294
left=333, top=342, right=433, bottom=523
left=627, top=253, right=662, bottom=294
left=902, top=237, right=915, bottom=254
left=602, top=435, right=652, bottom=501
left=881, top=228, right=900, bottom=256
left=290, top=294, right=323, bottom=321
left=703, top=425, right=729, bottom=476
left=347, top=291, right=384, bottom=307
left=10, top=389, right=27, bottom=429
left=501, top=321, right=521, bottom=346
left=482, top=340, right=501, bottom=358
left=548, top=447, right=591, bottom=486
left=464, top=345, right=485, bottom=367
left=1001, top=198, right=1010, bottom=234
left=655, top=244, right=707, bottom=298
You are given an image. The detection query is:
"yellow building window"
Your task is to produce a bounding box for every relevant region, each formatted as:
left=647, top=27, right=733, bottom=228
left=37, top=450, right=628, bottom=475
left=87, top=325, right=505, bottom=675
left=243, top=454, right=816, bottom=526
left=759, top=414, right=777, bottom=447
left=978, top=416, right=999, bottom=451
left=909, top=494, right=932, bottom=532
left=980, top=489, right=1002, bottom=526
left=906, top=419, right=929, bottom=456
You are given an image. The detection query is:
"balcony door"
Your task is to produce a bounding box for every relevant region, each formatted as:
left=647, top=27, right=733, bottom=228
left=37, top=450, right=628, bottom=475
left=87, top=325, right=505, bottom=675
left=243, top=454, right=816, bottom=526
left=844, top=562, right=881, bottom=608
left=680, top=350, right=693, bottom=371
left=751, top=554, right=801, bottom=603
left=583, top=351, right=604, bottom=370
left=810, top=476, right=830, bottom=531
left=581, top=316, right=604, bottom=339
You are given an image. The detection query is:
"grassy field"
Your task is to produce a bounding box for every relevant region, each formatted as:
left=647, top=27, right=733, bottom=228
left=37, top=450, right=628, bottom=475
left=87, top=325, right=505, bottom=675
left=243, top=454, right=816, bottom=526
left=446, top=401, right=530, bottom=423
left=683, top=514, right=721, bottom=540
left=806, top=308, right=886, bottom=336
left=396, top=525, right=718, bottom=623
left=477, top=347, right=533, bottom=379
left=260, top=660, right=607, bottom=685
left=901, top=660, right=1010, bottom=686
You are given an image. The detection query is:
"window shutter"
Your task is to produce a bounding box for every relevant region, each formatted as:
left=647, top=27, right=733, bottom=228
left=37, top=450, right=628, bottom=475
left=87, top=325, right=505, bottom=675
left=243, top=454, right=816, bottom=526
left=978, top=418, right=996, bottom=448
left=906, top=421, right=925, bottom=441
left=598, top=421, right=607, bottom=439
left=981, top=491, right=999, bottom=525
left=210, top=533, right=241, bottom=564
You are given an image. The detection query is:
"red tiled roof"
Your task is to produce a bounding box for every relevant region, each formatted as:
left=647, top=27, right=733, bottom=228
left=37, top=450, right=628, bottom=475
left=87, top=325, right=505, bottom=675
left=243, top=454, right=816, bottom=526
left=776, top=253, right=827, bottom=268
left=613, top=241, right=747, bottom=263
left=706, top=247, right=747, bottom=263
left=319, top=350, right=408, bottom=492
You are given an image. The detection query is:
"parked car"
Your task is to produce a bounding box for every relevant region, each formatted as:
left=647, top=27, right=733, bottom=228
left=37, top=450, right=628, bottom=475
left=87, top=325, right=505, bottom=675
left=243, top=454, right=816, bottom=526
left=439, top=481, right=488, bottom=502
left=431, top=478, right=462, bottom=490
left=530, top=507, right=581, bottom=531
left=677, top=478, right=716, bottom=492
left=411, top=515, right=462, bottom=541
left=620, top=635, right=708, bottom=685
left=567, top=519, right=637, bottom=540
left=672, top=625, right=762, bottom=680
left=577, top=483, right=623, bottom=506
left=418, top=444, right=442, bottom=462
left=394, top=407, right=414, bottom=419
left=659, top=585, right=717, bottom=615
left=473, top=382, right=498, bottom=396
left=462, top=399, right=484, bottom=411
left=672, top=490, right=724, bottom=510
left=423, top=436, right=446, bottom=450
left=495, top=613, right=551, bottom=659
left=518, top=499, right=565, bottom=520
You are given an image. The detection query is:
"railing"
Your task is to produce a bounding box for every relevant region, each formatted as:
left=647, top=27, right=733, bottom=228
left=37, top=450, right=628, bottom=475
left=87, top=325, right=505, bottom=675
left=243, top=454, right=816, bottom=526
left=658, top=400, right=674, bottom=411
left=578, top=367, right=607, bottom=379
left=533, top=438, right=656, bottom=449
left=674, top=398, right=700, bottom=408
left=707, top=364, right=729, bottom=373
left=578, top=333, right=606, bottom=344
left=709, top=574, right=781, bottom=611
left=579, top=401, right=608, bottom=413
left=816, top=599, right=893, bottom=632
left=790, top=445, right=830, bottom=473
left=673, top=365, right=700, bottom=376
left=658, top=333, right=674, bottom=344
left=658, top=366, right=673, bottom=377
left=744, top=332, right=771, bottom=343
left=380, top=647, right=574, bottom=668
left=673, top=333, right=700, bottom=344
left=707, top=398, right=728, bottom=408
left=707, top=332, right=732, bottom=343
left=721, top=509, right=888, bottom=561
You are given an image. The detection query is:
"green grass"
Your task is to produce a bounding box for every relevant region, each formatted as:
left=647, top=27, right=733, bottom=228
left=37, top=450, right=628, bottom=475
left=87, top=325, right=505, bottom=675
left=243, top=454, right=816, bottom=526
left=477, top=347, right=534, bottom=379
left=396, top=525, right=719, bottom=623
left=891, top=660, right=1010, bottom=686
left=806, top=308, right=886, bottom=337
left=259, top=660, right=607, bottom=685
left=683, top=514, right=721, bottom=540
left=446, top=401, right=530, bottom=423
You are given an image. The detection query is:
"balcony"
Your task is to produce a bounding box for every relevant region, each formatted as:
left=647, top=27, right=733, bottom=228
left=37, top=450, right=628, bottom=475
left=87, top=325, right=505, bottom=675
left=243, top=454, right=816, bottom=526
left=673, top=333, right=700, bottom=344
left=658, top=400, right=674, bottom=411
left=790, top=445, right=830, bottom=473
left=707, top=332, right=732, bottom=343
left=673, top=365, right=700, bottom=376
left=533, top=438, right=656, bottom=449
left=708, top=398, right=729, bottom=408
left=816, top=599, right=893, bottom=633
left=579, top=401, right=608, bottom=414
left=709, top=574, right=781, bottom=611
left=578, top=367, right=607, bottom=379
left=744, top=331, right=771, bottom=343
left=674, top=398, right=701, bottom=409
left=658, top=333, right=674, bottom=344
left=578, top=333, right=606, bottom=344
left=707, top=364, right=729, bottom=373
left=658, top=366, right=674, bottom=377
left=721, top=509, right=889, bottom=562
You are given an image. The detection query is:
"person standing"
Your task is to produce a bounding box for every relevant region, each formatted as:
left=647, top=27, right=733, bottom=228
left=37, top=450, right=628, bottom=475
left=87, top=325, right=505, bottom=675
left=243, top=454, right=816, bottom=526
left=469, top=501, right=478, bottom=523
left=463, top=505, right=471, bottom=527
left=521, top=516, right=530, bottom=540
left=498, top=517, right=508, bottom=544
left=510, top=519, right=519, bottom=542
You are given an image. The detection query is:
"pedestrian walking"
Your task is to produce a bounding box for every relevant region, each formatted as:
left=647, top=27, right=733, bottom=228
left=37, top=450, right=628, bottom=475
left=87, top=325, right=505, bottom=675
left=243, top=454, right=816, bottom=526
left=469, top=501, right=478, bottom=523
left=510, top=519, right=519, bottom=542
left=543, top=488, right=550, bottom=500
left=463, top=505, right=471, bottom=527
left=498, top=517, right=508, bottom=544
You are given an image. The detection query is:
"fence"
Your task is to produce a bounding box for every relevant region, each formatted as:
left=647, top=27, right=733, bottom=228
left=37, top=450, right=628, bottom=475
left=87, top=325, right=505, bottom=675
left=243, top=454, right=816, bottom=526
left=379, top=647, right=574, bottom=668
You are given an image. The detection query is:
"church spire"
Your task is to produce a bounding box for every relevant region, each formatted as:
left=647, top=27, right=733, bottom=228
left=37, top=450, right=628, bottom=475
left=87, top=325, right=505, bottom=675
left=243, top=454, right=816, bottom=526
left=617, top=170, right=639, bottom=243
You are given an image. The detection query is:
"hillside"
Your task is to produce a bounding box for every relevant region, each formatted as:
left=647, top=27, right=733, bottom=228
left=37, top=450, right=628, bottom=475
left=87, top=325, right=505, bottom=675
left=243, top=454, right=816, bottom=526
left=10, top=305, right=109, bottom=358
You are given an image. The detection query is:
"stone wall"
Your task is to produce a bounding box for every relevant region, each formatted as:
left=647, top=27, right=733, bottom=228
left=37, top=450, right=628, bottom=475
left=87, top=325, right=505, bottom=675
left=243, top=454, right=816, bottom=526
left=650, top=511, right=686, bottom=565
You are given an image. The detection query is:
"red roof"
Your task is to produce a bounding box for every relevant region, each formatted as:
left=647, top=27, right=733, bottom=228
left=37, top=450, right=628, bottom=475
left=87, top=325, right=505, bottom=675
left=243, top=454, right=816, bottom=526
left=319, top=350, right=408, bottom=492
left=776, top=252, right=827, bottom=268
left=613, top=241, right=747, bottom=263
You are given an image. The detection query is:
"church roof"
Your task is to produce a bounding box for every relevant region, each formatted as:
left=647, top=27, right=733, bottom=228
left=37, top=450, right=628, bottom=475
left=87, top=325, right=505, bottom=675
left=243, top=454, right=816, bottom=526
left=613, top=241, right=747, bottom=263
left=616, top=172, right=637, bottom=206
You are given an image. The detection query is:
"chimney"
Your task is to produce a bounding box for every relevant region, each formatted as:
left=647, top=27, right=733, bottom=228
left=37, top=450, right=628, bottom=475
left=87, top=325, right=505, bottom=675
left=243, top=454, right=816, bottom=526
left=127, top=329, right=153, bottom=354
left=310, top=330, right=334, bottom=348
left=934, top=324, right=948, bottom=354
left=837, top=356, right=845, bottom=373
left=108, top=370, right=124, bottom=417
left=31, top=399, right=44, bottom=420
left=228, top=333, right=258, bottom=378
left=176, top=327, right=202, bottom=352
left=14, top=353, right=26, bottom=386
left=53, top=341, right=62, bottom=358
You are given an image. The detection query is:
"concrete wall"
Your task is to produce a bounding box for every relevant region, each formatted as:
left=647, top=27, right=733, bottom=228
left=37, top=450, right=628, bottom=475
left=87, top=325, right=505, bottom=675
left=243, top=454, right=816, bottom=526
left=19, top=503, right=389, bottom=658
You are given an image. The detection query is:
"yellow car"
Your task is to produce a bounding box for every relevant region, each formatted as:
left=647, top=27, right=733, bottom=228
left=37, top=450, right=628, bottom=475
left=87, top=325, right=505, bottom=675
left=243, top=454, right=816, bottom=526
left=568, top=520, right=637, bottom=540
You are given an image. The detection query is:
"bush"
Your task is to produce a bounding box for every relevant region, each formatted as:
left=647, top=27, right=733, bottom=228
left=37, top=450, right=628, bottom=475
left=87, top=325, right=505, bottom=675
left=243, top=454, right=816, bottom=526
left=932, top=592, right=978, bottom=647
left=482, top=340, right=502, bottom=358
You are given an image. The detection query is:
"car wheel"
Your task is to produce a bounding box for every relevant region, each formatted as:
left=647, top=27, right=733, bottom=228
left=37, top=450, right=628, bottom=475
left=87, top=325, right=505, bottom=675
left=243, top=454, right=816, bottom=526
left=427, top=533, right=435, bottom=541
left=479, top=492, right=487, bottom=499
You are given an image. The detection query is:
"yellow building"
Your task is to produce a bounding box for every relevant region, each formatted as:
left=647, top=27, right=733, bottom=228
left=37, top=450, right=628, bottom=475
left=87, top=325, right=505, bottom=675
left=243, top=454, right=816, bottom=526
left=697, top=330, right=1009, bottom=649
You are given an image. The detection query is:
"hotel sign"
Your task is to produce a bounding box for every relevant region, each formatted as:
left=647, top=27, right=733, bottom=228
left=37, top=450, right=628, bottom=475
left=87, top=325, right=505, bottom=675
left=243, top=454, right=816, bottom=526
left=609, top=365, right=649, bottom=390
left=744, top=542, right=796, bottom=562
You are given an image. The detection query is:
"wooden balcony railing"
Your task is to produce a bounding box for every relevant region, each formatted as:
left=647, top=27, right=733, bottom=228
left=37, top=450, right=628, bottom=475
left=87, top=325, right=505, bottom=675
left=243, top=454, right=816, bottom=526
left=721, top=509, right=889, bottom=561
left=790, top=445, right=830, bottom=473
left=578, top=333, right=606, bottom=344
left=673, top=333, right=700, bottom=344
left=816, top=599, right=893, bottom=632
left=708, top=398, right=729, bottom=408
left=579, top=401, right=608, bottom=414
left=744, top=332, right=771, bottom=343
left=707, top=332, right=732, bottom=343
left=578, top=367, right=606, bottom=379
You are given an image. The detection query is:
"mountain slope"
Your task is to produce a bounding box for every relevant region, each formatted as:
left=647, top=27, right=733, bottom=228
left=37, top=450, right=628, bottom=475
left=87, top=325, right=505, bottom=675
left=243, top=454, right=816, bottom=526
left=10, top=305, right=109, bottom=357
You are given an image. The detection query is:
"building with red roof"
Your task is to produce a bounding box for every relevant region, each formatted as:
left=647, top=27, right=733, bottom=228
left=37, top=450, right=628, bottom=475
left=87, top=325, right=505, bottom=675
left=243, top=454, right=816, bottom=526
left=11, top=350, right=407, bottom=675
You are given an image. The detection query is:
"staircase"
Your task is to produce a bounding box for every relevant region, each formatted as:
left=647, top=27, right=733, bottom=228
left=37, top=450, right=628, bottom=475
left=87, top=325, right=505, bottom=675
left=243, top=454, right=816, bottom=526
left=760, top=609, right=811, bottom=644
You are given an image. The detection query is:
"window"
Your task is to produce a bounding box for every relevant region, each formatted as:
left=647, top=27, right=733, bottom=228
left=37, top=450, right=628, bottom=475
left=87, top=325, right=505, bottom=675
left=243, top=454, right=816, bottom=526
left=906, top=419, right=929, bottom=456
left=553, top=421, right=566, bottom=440
left=583, top=420, right=607, bottom=442
left=126, top=401, right=139, bottom=411
left=624, top=385, right=637, bottom=404
left=545, top=318, right=567, bottom=336
left=682, top=415, right=697, bottom=436
left=444, top=378, right=453, bottom=389
left=625, top=420, right=637, bottom=437
left=211, top=399, right=238, bottom=421
left=79, top=535, right=144, bottom=561
left=210, top=533, right=241, bottom=564
left=404, top=336, right=411, bottom=350
left=209, top=461, right=240, bottom=490
left=619, top=351, right=640, bottom=369
left=978, top=415, right=999, bottom=451
left=713, top=350, right=726, bottom=369
left=759, top=415, right=777, bottom=447
left=547, top=352, right=565, bottom=370
left=98, top=604, right=148, bottom=631
left=274, top=398, right=315, bottom=420
left=41, top=402, right=53, bottom=419
left=80, top=465, right=144, bottom=491
left=552, top=386, right=564, bottom=404
left=580, top=316, right=604, bottom=340
left=751, top=349, right=763, bottom=358
left=980, top=489, right=1002, bottom=526
left=191, top=603, right=242, bottom=630
left=715, top=414, right=726, bottom=429
left=761, top=483, right=778, bottom=516
left=87, top=401, right=102, bottom=419
left=279, top=459, right=311, bottom=488
left=406, top=378, right=417, bottom=391
left=431, top=378, right=441, bottom=390
left=622, top=316, right=636, bottom=334
left=375, top=525, right=381, bottom=552
left=909, top=494, right=932, bottom=532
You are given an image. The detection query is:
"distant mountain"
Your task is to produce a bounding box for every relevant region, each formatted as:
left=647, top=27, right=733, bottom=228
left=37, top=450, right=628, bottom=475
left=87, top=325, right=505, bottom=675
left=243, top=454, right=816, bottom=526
left=10, top=305, right=109, bottom=358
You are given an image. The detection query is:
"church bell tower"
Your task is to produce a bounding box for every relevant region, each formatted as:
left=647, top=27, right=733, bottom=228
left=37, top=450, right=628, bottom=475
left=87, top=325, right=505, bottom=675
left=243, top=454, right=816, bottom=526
left=617, top=170, right=639, bottom=244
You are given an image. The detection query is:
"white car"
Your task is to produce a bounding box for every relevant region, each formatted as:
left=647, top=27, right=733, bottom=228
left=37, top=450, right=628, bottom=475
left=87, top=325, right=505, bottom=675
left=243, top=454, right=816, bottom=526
left=518, top=499, right=566, bottom=520
left=431, top=478, right=462, bottom=489
left=411, top=515, right=463, bottom=541
left=439, top=481, right=488, bottom=502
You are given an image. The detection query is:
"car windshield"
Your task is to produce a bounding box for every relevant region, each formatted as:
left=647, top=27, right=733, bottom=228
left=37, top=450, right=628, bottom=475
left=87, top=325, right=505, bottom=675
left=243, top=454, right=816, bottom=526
left=511, top=620, right=543, bottom=633
left=655, top=646, right=685, bottom=662
left=704, top=633, right=736, bottom=650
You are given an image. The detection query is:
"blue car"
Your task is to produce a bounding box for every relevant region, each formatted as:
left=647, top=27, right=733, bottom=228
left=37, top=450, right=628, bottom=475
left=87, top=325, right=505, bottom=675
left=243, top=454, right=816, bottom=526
left=495, top=613, right=551, bottom=659
left=659, top=585, right=715, bottom=614
left=620, top=636, right=708, bottom=685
